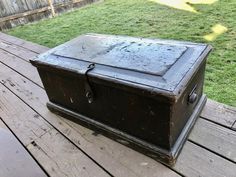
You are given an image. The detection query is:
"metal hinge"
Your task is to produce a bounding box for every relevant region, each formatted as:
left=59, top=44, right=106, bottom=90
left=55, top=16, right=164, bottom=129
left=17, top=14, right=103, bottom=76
left=84, top=63, right=95, bottom=103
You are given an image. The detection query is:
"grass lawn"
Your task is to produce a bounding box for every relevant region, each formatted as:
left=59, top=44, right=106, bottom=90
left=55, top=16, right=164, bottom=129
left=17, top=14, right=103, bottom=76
left=7, top=0, right=236, bottom=106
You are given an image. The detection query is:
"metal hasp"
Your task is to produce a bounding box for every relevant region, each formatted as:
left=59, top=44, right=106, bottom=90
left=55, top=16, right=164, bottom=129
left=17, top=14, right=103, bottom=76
left=30, top=33, right=212, bottom=166
left=84, top=63, right=95, bottom=103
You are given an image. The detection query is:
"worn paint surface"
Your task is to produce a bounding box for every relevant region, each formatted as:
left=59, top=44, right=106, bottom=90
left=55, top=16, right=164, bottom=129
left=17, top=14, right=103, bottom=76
left=31, top=34, right=211, bottom=165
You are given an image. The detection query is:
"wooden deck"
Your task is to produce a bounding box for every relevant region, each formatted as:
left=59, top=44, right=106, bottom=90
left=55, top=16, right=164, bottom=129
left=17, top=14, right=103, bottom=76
left=0, top=32, right=235, bottom=177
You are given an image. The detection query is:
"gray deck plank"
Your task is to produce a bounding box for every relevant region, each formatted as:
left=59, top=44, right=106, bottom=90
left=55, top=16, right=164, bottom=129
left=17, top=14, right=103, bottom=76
left=0, top=40, right=236, bottom=131
left=1, top=58, right=235, bottom=177
left=0, top=39, right=36, bottom=62
left=0, top=120, right=48, bottom=177
left=189, top=118, right=236, bottom=162
left=0, top=83, right=110, bottom=177
left=0, top=48, right=43, bottom=87
left=201, top=99, right=236, bottom=128
left=0, top=53, right=181, bottom=177
left=174, top=141, right=236, bottom=177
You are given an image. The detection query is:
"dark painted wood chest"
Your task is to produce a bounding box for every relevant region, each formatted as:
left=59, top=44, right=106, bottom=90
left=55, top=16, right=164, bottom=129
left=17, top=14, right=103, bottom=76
left=30, top=34, right=212, bottom=165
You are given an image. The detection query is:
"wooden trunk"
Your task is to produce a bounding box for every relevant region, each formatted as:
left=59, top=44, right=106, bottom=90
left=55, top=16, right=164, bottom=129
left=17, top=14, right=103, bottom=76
left=30, top=34, right=212, bottom=165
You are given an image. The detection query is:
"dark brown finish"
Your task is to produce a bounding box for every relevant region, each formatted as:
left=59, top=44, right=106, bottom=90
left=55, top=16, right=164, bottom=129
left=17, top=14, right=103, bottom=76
left=0, top=32, right=236, bottom=177
left=31, top=33, right=212, bottom=165
left=0, top=37, right=180, bottom=177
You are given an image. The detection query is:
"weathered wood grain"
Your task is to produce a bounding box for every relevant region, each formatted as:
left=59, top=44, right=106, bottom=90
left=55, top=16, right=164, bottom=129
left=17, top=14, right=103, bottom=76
left=0, top=120, right=48, bottom=177
left=200, top=99, right=236, bottom=128
left=0, top=87, right=52, bottom=146
left=27, top=128, right=110, bottom=177
left=0, top=0, right=99, bottom=30
left=0, top=83, right=110, bottom=177
left=0, top=55, right=181, bottom=177
left=1, top=41, right=236, bottom=177
left=0, top=33, right=236, bottom=128
left=0, top=0, right=69, bottom=17
left=174, top=141, right=236, bottom=177
left=189, top=118, right=236, bottom=162
left=0, top=33, right=236, bottom=177
left=0, top=6, right=50, bottom=22
left=0, top=40, right=37, bottom=62
left=0, top=48, right=43, bottom=87
left=0, top=32, right=49, bottom=54
left=1, top=61, right=236, bottom=177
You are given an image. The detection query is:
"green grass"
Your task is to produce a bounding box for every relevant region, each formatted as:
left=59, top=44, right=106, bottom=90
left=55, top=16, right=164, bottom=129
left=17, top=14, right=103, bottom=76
left=7, top=0, right=236, bottom=106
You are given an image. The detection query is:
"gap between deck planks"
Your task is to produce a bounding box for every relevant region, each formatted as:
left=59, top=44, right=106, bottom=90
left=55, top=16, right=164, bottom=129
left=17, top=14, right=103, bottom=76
left=1, top=36, right=236, bottom=131
left=0, top=40, right=37, bottom=62
left=0, top=48, right=43, bottom=88
left=0, top=119, right=48, bottom=177
left=0, top=35, right=183, bottom=176
left=0, top=32, right=49, bottom=54
left=0, top=57, right=180, bottom=177
left=0, top=62, right=235, bottom=177
left=200, top=99, right=236, bottom=129
left=0, top=34, right=181, bottom=177
left=0, top=33, right=236, bottom=177
left=0, top=81, right=111, bottom=177
left=1, top=35, right=235, bottom=130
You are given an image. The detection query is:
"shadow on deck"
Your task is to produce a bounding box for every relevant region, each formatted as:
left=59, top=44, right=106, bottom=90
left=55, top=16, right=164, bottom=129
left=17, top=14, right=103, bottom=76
left=0, top=32, right=235, bottom=177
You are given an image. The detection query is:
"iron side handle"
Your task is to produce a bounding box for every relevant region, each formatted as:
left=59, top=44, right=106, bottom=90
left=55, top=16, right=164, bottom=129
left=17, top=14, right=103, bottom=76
left=188, top=85, right=198, bottom=104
